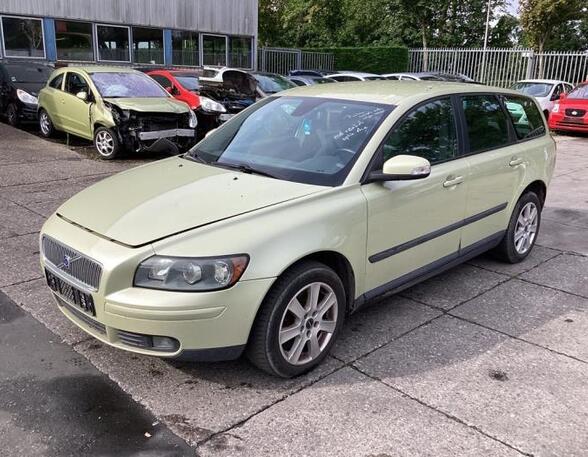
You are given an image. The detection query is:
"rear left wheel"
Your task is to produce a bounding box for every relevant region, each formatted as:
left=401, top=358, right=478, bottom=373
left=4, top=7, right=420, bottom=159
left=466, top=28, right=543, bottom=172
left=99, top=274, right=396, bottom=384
left=247, top=261, right=345, bottom=378
left=494, top=192, right=541, bottom=263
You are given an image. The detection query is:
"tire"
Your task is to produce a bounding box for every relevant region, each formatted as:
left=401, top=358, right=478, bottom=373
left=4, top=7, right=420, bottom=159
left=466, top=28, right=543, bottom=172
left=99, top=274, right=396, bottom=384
left=38, top=109, right=54, bottom=137
left=94, top=127, right=121, bottom=160
left=493, top=192, right=541, bottom=264
left=247, top=260, right=346, bottom=378
left=6, top=103, right=19, bottom=127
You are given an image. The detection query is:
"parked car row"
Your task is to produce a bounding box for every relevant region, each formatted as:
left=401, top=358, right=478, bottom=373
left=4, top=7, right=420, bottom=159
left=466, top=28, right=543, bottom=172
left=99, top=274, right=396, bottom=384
left=2, top=61, right=587, bottom=162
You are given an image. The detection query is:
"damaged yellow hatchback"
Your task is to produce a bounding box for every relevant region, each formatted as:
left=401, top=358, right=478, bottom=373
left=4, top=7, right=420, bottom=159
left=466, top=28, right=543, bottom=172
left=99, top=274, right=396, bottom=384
left=40, top=82, right=555, bottom=377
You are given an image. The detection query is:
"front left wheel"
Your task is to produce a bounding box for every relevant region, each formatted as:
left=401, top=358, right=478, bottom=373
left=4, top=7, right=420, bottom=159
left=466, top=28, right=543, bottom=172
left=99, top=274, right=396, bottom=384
left=247, top=261, right=345, bottom=378
left=6, top=103, right=19, bottom=127
left=94, top=127, right=121, bottom=160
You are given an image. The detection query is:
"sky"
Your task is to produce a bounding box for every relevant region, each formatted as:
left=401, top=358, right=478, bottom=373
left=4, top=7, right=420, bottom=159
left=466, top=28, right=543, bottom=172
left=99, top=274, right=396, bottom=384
left=506, top=0, right=519, bottom=16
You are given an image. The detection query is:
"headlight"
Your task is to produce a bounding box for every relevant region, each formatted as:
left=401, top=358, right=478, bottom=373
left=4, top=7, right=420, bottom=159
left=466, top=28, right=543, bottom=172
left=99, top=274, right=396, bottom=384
left=134, top=255, right=249, bottom=291
left=188, top=109, right=198, bottom=128
left=199, top=96, right=227, bottom=114
left=552, top=103, right=559, bottom=113
left=16, top=89, right=38, bottom=105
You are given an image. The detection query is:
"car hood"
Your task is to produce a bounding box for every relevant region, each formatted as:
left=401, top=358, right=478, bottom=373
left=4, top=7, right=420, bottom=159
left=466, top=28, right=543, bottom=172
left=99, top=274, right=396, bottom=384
left=56, top=157, right=323, bottom=247
left=13, top=82, right=45, bottom=97
left=560, top=98, right=588, bottom=107
left=104, top=97, right=190, bottom=114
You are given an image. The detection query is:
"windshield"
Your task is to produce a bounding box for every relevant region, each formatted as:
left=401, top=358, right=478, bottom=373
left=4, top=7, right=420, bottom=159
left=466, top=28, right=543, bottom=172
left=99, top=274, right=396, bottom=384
left=174, top=75, right=200, bottom=91
left=568, top=83, right=588, bottom=99
left=254, top=74, right=297, bottom=94
left=5, top=64, right=52, bottom=83
left=315, top=78, right=335, bottom=84
left=511, top=82, right=553, bottom=97
left=90, top=72, right=168, bottom=98
left=187, top=96, right=392, bottom=186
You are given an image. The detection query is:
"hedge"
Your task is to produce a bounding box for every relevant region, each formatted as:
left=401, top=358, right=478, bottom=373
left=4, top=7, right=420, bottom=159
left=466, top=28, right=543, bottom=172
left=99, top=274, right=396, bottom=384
left=307, top=46, right=409, bottom=74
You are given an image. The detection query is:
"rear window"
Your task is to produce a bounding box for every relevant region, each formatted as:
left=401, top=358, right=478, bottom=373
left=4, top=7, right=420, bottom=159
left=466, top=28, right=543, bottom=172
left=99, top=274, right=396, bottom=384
left=4, top=64, right=53, bottom=83
left=462, top=95, right=511, bottom=153
left=503, top=95, right=546, bottom=140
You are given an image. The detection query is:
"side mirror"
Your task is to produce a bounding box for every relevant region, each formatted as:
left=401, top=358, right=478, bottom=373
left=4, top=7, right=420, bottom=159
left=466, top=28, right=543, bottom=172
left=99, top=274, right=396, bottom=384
left=76, top=91, right=88, bottom=101
left=367, top=155, right=431, bottom=183
left=559, top=92, right=567, bottom=101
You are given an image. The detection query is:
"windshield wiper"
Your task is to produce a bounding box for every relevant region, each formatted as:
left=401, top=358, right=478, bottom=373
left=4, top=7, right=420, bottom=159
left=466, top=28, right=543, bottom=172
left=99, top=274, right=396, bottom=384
left=219, top=162, right=279, bottom=179
left=184, top=150, right=208, bottom=164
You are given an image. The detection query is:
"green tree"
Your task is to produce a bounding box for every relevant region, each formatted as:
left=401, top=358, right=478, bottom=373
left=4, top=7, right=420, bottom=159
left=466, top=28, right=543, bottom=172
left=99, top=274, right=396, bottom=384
left=488, top=14, right=521, bottom=47
left=520, top=0, right=585, bottom=53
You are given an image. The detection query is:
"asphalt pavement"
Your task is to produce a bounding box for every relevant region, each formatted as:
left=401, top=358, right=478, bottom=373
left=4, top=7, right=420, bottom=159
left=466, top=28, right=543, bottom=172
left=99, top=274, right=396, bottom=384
left=1, top=123, right=587, bottom=456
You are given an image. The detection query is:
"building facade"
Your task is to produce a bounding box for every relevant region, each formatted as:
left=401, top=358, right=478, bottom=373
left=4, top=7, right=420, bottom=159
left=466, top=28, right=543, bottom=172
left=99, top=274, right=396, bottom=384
left=0, top=0, right=258, bottom=68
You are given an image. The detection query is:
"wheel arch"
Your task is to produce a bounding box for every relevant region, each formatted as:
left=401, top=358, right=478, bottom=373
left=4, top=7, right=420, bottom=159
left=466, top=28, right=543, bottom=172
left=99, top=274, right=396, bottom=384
left=268, top=250, right=356, bottom=316
left=521, top=179, right=547, bottom=208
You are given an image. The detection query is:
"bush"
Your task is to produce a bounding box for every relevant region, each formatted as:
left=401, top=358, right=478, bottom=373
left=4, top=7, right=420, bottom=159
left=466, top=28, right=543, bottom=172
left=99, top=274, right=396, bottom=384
left=306, top=46, right=409, bottom=74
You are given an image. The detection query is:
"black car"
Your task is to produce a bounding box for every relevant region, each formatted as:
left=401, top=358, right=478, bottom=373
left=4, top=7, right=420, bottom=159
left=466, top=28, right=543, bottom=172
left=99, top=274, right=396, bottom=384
left=288, top=69, right=335, bottom=77
left=0, top=61, right=54, bottom=126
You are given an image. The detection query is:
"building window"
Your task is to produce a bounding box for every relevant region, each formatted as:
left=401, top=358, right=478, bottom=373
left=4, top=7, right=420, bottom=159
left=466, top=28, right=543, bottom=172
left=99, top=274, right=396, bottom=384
left=1, top=16, right=45, bottom=58
left=172, top=30, right=199, bottom=66
left=229, top=37, right=252, bottom=69
left=55, top=20, right=93, bottom=61
left=132, top=27, right=164, bottom=64
left=202, top=35, right=227, bottom=66
left=97, top=24, right=130, bottom=62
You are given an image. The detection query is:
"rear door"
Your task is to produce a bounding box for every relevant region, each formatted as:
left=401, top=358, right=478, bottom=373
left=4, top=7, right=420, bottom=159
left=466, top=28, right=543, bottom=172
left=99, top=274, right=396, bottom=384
left=459, top=94, right=525, bottom=250
left=362, top=96, right=469, bottom=293
left=62, top=71, right=93, bottom=139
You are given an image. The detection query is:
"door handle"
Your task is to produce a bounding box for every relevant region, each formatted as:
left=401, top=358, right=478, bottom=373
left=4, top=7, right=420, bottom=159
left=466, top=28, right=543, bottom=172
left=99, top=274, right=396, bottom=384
left=509, top=157, right=524, bottom=167
left=443, top=175, right=464, bottom=188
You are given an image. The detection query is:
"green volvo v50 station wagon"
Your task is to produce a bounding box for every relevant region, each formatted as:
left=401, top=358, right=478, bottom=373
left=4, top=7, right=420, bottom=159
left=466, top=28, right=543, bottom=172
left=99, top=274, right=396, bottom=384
left=39, top=82, right=555, bottom=377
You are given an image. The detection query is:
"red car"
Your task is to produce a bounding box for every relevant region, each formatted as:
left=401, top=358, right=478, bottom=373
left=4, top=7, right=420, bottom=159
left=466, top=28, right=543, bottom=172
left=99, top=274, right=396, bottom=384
left=146, top=69, right=227, bottom=139
left=548, top=81, right=588, bottom=134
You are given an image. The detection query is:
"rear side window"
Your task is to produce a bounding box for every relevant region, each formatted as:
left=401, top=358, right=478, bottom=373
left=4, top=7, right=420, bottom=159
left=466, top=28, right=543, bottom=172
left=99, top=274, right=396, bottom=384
left=503, top=95, right=546, bottom=140
left=382, top=97, right=458, bottom=165
left=49, top=74, right=64, bottom=90
left=462, top=95, right=510, bottom=153
left=151, top=74, right=172, bottom=88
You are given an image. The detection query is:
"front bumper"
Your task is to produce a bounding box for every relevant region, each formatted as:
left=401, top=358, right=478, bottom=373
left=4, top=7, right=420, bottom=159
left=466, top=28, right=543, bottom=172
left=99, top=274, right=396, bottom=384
left=138, top=128, right=195, bottom=141
left=549, top=114, right=588, bottom=132
left=40, top=215, right=274, bottom=360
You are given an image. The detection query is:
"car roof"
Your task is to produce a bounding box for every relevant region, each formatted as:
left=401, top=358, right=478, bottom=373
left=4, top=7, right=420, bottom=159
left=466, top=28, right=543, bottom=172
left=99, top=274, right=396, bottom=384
left=281, top=80, right=518, bottom=105
left=54, top=65, right=139, bottom=75
left=328, top=71, right=381, bottom=77
left=515, top=79, right=571, bottom=85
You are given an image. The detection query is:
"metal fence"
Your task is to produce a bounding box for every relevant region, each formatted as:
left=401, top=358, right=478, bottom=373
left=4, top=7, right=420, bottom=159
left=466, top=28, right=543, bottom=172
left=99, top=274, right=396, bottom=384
left=258, top=47, right=335, bottom=75
left=408, top=48, right=588, bottom=87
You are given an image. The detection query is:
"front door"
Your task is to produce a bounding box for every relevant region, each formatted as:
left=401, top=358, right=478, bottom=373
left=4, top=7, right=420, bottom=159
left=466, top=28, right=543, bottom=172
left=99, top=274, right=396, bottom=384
left=62, top=71, right=92, bottom=139
left=362, top=96, right=469, bottom=294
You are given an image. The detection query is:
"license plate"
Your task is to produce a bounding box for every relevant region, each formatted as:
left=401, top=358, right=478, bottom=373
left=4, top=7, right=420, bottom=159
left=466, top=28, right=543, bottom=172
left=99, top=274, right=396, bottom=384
left=46, top=270, right=96, bottom=316
left=563, top=117, right=585, bottom=124
left=220, top=113, right=234, bottom=122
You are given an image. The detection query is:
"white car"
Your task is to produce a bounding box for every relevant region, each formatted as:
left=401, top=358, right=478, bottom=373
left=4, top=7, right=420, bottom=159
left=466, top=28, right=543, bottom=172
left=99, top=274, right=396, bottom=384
left=325, top=72, right=387, bottom=82
left=511, top=79, right=574, bottom=119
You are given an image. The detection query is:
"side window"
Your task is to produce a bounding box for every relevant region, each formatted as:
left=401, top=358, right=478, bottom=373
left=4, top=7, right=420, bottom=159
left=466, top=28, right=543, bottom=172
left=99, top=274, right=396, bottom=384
left=49, top=74, right=64, bottom=90
left=503, top=95, right=546, bottom=140
left=151, top=74, right=172, bottom=88
left=65, top=73, right=89, bottom=95
left=552, top=84, right=563, bottom=100
left=382, top=97, right=458, bottom=166
left=462, top=95, right=510, bottom=154
left=565, top=84, right=574, bottom=93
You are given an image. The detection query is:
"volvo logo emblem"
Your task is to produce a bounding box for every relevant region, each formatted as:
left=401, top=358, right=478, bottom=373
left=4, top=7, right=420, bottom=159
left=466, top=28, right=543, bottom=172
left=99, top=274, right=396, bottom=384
left=63, top=255, right=72, bottom=269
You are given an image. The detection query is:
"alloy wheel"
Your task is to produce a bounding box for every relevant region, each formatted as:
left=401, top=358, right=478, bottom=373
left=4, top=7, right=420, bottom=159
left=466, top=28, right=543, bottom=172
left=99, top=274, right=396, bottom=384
left=514, top=202, right=538, bottom=254
left=96, top=130, right=115, bottom=157
left=278, top=282, right=338, bottom=366
left=40, top=112, right=51, bottom=135
left=7, top=105, right=17, bottom=125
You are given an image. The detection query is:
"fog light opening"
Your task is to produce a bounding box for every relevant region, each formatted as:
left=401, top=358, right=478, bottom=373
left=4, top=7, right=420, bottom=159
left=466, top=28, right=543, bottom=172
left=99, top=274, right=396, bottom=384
left=151, top=336, right=180, bottom=351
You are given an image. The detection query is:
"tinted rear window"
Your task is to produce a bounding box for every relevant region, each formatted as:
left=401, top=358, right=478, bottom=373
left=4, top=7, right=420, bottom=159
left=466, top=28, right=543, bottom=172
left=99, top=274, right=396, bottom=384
left=503, top=95, right=546, bottom=140
left=462, top=95, right=511, bottom=153
left=4, top=64, right=53, bottom=83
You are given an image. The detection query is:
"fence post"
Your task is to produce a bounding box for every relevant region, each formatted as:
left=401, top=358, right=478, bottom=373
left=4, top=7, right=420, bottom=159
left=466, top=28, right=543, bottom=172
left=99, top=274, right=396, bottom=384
left=525, top=50, right=535, bottom=79
left=296, top=50, right=302, bottom=70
